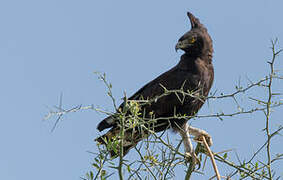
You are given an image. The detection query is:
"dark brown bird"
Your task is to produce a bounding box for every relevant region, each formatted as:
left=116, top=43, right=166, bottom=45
left=96, top=12, right=214, bottom=160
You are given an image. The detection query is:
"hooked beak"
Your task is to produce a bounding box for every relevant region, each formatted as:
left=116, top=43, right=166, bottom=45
left=175, top=40, right=190, bottom=52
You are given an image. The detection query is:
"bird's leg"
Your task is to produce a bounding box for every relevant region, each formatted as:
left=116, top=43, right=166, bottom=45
left=177, top=123, right=199, bottom=165
left=188, top=126, right=213, bottom=147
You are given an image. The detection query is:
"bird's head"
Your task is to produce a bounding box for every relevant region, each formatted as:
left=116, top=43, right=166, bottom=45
left=175, top=12, right=213, bottom=58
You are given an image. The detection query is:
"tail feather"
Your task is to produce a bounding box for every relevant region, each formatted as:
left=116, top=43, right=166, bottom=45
left=97, top=116, right=115, bottom=131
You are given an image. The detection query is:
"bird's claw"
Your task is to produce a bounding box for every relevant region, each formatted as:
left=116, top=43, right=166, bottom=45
left=194, top=132, right=213, bottom=147
left=185, top=152, right=201, bottom=170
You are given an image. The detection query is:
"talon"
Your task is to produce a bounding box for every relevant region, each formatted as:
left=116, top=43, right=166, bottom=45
left=185, top=152, right=201, bottom=169
left=194, top=133, right=213, bottom=147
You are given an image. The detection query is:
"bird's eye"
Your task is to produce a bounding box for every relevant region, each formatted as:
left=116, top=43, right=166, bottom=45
left=190, top=37, right=196, bottom=43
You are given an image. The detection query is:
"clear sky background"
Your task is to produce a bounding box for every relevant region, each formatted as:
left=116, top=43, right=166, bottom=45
left=0, top=0, right=282, bottom=179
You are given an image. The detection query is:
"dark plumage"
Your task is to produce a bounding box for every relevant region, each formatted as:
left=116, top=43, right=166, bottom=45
left=96, top=12, right=214, bottom=157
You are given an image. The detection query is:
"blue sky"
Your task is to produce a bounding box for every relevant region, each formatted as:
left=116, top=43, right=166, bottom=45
left=0, top=0, right=282, bottom=179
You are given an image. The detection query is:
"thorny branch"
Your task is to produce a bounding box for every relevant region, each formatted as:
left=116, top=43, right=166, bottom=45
left=264, top=39, right=281, bottom=179
left=46, top=40, right=283, bottom=179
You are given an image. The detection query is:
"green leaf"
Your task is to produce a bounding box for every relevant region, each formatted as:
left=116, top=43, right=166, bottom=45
left=101, top=170, right=106, bottom=177
left=127, top=165, right=131, bottom=173
left=223, top=153, right=227, bottom=160
left=255, top=162, right=259, bottom=170
left=92, top=163, right=99, bottom=170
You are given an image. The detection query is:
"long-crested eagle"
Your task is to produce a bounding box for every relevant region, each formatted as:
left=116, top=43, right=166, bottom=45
left=96, top=12, right=214, bottom=163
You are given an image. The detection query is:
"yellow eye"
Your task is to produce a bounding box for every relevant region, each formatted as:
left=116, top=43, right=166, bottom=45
left=190, top=37, right=196, bottom=43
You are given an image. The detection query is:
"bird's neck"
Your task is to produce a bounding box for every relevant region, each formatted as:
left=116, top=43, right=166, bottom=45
left=177, top=54, right=197, bottom=72
left=178, top=52, right=212, bottom=71
left=182, top=50, right=212, bottom=63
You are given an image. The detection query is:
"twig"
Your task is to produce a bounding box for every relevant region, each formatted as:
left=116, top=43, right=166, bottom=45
left=201, top=136, right=221, bottom=180
left=264, top=39, right=281, bottom=179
